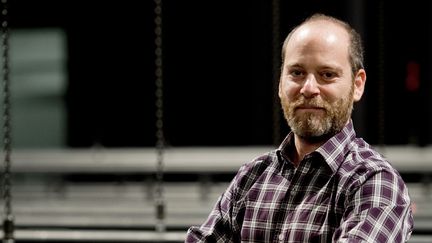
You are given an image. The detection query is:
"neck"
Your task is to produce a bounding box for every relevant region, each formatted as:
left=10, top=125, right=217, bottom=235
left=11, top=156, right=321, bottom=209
left=290, top=134, right=326, bottom=167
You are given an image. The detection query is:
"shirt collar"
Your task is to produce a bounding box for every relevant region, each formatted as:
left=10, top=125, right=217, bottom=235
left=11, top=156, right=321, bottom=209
left=278, top=120, right=356, bottom=173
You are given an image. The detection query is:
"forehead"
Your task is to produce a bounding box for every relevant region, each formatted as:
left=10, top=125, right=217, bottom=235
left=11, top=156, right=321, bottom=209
left=283, top=20, right=350, bottom=66
left=287, top=20, right=350, bottom=52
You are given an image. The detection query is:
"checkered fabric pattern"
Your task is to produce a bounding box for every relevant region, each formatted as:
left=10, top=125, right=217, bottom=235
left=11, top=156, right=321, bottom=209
left=185, top=121, right=413, bottom=242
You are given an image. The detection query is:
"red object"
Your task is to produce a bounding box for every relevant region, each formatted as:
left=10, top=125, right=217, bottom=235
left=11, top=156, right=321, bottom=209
left=405, top=61, right=420, bottom=92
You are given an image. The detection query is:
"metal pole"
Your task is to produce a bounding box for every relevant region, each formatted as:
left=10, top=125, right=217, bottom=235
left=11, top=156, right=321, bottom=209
left=1, top=0, right=14, bottom=241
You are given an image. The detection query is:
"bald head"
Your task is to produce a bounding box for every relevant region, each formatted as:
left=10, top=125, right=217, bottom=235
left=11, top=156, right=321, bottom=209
left=282, top=14, right=364, bottom=77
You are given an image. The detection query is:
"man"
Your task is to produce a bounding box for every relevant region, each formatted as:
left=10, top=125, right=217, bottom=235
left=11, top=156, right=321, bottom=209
left=185, top=13, right=413, bottom=242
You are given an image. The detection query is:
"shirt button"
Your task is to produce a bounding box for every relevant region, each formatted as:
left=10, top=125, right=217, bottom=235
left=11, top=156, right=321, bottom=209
left=278, top=233, right=284, bottom=241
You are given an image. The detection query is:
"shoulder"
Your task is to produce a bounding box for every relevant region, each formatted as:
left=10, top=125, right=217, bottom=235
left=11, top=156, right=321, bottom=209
left=236, top=150, right=277, bottom=180
left=338, top=138, right=405, bottom=188
left=343, top=138, right=392, bottom=171
left=231, top=150, right=278, bottom=194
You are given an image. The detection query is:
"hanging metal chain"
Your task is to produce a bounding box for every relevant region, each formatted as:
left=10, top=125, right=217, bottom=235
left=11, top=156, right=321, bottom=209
left=154, top=0, right=165, bottom=233
left=1, top=0, right=14, bottom=242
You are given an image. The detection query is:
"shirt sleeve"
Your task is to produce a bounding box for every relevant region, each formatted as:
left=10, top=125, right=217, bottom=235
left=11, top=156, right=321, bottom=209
left=185, top=164, right=247, bottom=243
left=334, top=168, right=414, bottom=242
left=185, top=191, right=235, bottom=242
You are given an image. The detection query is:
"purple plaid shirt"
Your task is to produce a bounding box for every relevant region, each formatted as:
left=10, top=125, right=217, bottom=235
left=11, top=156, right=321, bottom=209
left=185, top=121, right=414, bottom=242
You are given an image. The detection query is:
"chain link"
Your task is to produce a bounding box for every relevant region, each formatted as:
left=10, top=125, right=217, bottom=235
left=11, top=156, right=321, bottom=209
left=1, top=0, right=14, bottom=241
left=154, top=0, right=165, bottom=233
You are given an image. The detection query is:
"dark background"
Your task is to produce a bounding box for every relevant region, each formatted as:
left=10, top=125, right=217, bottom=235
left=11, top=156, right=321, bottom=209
left=8, top=0, right=432, bottom=147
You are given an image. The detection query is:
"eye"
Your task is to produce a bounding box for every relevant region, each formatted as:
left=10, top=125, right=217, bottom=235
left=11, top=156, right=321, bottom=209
left=289, top=69, right=305, bottom=78
left=320, top=71, right=337, bottom=80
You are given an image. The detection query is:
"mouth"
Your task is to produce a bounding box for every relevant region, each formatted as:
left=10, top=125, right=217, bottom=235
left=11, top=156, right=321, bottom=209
left=295, top=105, right=326, bottom=113
left=296, top=105, right=325, bottom=110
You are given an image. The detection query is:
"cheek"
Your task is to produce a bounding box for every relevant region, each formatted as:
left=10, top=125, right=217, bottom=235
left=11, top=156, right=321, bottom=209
left=319, top=84, right=352, bottom=102
left=280, top=81, right=301, bottom=99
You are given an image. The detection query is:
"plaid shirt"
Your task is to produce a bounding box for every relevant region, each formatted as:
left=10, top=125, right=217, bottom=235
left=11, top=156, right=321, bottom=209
left=186, top=121, right=414, bottom=242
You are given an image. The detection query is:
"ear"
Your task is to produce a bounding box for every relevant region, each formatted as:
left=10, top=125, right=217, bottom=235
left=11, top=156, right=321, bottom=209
left=278, top=78, right=283, bottom=98
left=353, top=69, right=366, bottom=101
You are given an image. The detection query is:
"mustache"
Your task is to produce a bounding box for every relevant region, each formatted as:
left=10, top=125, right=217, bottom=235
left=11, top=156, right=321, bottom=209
left=292, top=97, right=328, bottom=110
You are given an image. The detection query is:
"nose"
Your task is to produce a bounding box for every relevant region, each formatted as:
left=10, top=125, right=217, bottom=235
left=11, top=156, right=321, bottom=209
left=300, top=74, right=320, bottom=98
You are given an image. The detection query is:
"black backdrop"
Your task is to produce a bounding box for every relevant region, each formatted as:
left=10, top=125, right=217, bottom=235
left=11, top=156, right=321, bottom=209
left=8, top=0, right=432, bottom=147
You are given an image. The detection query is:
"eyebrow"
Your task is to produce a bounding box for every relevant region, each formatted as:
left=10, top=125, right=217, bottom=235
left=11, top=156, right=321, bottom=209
left=285, top=63, right=343, bottom=73
left=317, top=65, right=344, bottom=73
left=284, top=63, right=303, bottom=69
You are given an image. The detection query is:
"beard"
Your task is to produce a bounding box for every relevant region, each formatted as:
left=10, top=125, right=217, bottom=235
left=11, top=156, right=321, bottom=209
left=281, top=85, right=354, bottom=142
